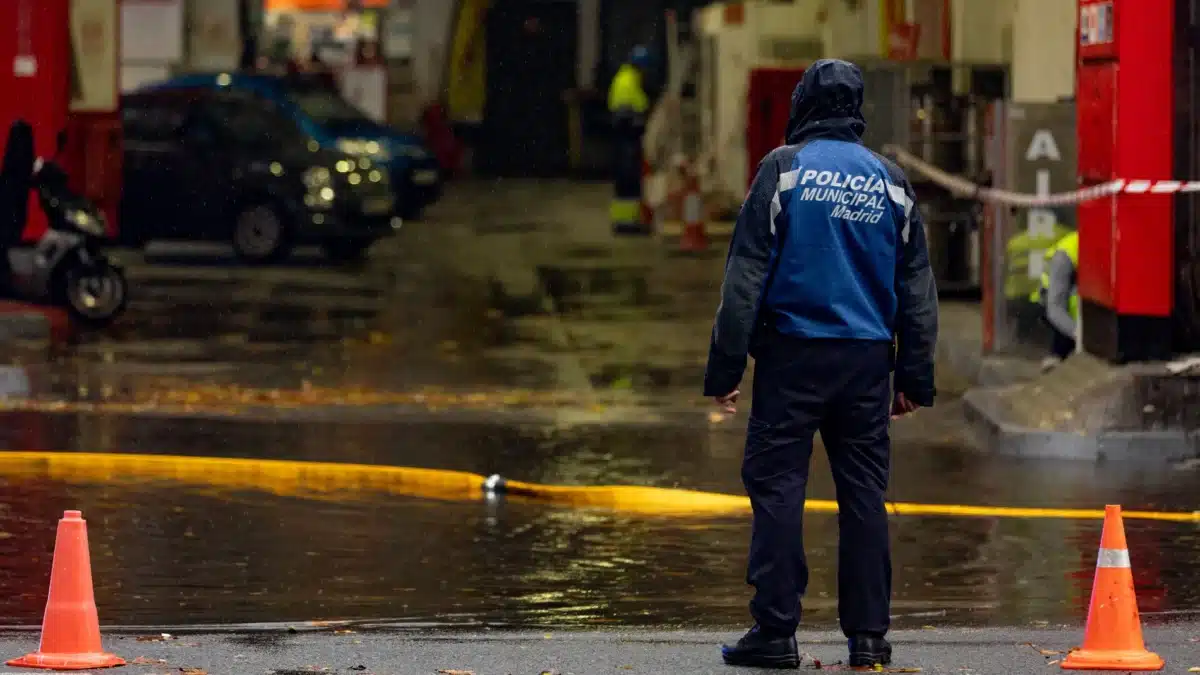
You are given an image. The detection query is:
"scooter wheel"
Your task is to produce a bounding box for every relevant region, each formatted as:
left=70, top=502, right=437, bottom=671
left=58, top=264, right=128, bottom=328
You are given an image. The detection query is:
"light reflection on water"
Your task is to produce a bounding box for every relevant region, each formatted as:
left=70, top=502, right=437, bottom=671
left=0, top=478, right=1194, bottom=629
left=0, top=412, right=1194, bottom=628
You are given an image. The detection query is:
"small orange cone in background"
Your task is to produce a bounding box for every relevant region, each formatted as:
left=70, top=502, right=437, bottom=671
left=8, top=510, right=125, bottom=670
left=1061, top=505, right=1164, bottom=671
left=678, top=160, right=708, bottom=253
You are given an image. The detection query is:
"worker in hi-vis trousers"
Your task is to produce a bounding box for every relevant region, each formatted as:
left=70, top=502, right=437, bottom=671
left=704, top=59, right=938, bottom=670
left=1031, top=230, right=1079, bottom=371
left=608, top=46, right=651, bottom=234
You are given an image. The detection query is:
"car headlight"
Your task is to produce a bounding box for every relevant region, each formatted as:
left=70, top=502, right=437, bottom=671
left=303, top=166, right=335, bottom=209
left=67, top=209, right=106, bottom=236
left=336, top=139, right=391, bottom=161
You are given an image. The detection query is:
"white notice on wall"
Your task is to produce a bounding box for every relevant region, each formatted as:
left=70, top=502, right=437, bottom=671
left=13, top=55, right=37, bottom=77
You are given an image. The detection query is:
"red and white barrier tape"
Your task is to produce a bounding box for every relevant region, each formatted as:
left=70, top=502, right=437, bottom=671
left=883, top=145, right=1200, bottom=208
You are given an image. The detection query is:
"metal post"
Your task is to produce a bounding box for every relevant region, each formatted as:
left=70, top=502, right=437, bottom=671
left=989, top=99, right=1009, bottom=353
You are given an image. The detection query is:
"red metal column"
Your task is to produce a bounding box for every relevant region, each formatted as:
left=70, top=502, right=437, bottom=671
left=0, top=0, right=71, bottom=242
left=1076, top=0, right=1175, bottom=362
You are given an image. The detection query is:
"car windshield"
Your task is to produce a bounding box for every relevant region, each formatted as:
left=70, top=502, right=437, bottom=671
left=287, top=86, right=370, bottom=126
left=200, top=97, right=309, bottom=148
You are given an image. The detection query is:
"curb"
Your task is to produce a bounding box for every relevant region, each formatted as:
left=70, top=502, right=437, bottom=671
left=962, top=386, right=1200, bottom=463
left=0, top=302, right=72, bottom=347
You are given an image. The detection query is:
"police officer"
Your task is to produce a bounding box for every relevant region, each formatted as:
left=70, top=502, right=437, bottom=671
left=704, top=59, right=938, bottom=669
left=1033, top=230, right=1079, bottom=370
left=607, top=46, right=651, bottom=234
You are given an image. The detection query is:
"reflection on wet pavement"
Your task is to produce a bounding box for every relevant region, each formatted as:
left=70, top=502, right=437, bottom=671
left=0, top=184, right=1194, bottom=631
left=0, top=413, right=1196, bottom=628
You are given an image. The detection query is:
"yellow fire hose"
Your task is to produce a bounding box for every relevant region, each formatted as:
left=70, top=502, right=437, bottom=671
left=0, top=451, right=1195, bottom=523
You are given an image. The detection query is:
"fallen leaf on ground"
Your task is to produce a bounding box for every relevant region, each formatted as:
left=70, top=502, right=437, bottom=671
left=1021, top=642, right=1061, bottom=656
left=131, top=656, right=167, bottom=665
left=436, top=670, right=474, bottom=675
left=179, top=668, right=207, bottom=675
left=333, top=628, right=356, bottom=634
left=707, top=411, right=726, bottom=424
left=136, top=633, right=174, bottom=642
left=1187, top=668, right=1200, bottom=672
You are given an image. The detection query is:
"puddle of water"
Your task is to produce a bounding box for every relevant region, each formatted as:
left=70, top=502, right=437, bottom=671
left=0, top=478, right=1193, bottom=628
left=0, top=415, right=1195, bottom=628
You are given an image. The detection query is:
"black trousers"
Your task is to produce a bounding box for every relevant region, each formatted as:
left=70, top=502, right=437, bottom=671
left=1050, top=326, right=1076, bottom=359
left=612, top=123, right=644, bottom=202
left=742, top=334, right=893, bottom=638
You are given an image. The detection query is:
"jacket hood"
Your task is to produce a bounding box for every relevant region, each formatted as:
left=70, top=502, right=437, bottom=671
left=785, top=59, right=866, bottom=144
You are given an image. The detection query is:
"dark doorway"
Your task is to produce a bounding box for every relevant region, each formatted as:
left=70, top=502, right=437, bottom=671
left=1173, top=0, right=1200, bottom=352
left=481, top=0, right=578, bottom=177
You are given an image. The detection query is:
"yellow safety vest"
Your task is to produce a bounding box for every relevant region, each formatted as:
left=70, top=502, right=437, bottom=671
left=1030, top=230, right=1079, bottom=320
left=607, top=64, right=649, bottom=114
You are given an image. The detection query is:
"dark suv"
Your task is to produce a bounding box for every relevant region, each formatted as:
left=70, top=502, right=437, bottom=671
left=119, top=88, right=399, bottom=263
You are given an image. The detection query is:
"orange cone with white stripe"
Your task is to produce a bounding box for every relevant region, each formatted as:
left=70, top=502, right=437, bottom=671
left=679, top=160, right=707, bottom=253
left=1061, top=505, right=1163, bottom=671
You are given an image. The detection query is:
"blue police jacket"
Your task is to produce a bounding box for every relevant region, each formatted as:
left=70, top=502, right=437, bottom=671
left=703, top=59, right=938, bottom=406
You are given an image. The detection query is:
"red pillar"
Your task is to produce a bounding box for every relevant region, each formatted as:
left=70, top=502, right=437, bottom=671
left=0, top=0, right=71, bottom=243
left=1076, top=0, right=1175, bottom=362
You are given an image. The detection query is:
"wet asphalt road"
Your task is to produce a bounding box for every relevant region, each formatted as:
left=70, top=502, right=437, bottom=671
left=2, top=626, right=1200, bottom=675
left=0, top=413, right=1197, bottom=629
left=0, top=181, right=1194, bottom=633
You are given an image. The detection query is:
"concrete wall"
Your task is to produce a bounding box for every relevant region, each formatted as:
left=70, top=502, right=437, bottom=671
left=120, top=0, right=242, bottom=91
left=410, top=0, right=457, bottom=101
left=698, top=1, right=823, bottom=197
left=820, top=0, right=880, bottom=59
left=1011, top=0, right=1076, bottom=103
left=951, top=0, right=1013, bottom=64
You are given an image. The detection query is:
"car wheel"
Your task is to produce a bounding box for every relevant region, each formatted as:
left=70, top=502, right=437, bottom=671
left=231, top=203, right=292, bottom=263
left=323, top=238, right=374, bottom=263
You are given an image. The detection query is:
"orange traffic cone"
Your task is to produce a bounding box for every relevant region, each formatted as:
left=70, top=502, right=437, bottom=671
left=639, top=158, right=655, bottom=231
left=679, top=165, right=708, bottom=253
left=8, top=510, right=124, bottom=670
left=1061, top=505, right=1163, bottom=671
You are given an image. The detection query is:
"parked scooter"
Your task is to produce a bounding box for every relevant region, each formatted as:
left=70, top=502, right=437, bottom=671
left=0, top=123, right=127, bottom=327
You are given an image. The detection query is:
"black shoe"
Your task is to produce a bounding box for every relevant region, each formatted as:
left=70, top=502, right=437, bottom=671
left=721, top=625, right=800, bottom=669
left=848, top=634, right=892, bottom=667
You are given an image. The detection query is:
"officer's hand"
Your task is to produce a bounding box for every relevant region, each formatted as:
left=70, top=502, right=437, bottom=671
left=714, top=390, right=740, bottom=414
left=890, top=392, right=919, bottom=420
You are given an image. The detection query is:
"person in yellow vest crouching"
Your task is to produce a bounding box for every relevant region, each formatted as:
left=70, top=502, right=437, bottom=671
left=1030, top=230, right=1079, bottom=371
left=608, top=46, right=651, bottom=234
